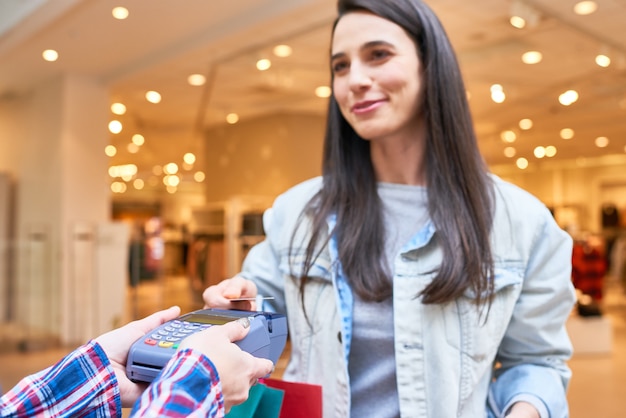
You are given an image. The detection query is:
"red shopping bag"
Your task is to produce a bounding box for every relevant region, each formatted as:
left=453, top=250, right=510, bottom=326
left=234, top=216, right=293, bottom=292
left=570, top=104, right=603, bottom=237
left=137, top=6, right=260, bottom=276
left=260, top=378, right=322, bottom=418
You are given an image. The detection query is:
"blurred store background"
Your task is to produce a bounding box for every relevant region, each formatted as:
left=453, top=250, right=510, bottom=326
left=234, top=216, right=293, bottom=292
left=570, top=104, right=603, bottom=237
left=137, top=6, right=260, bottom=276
left=1, top=1, right=626, bottom=415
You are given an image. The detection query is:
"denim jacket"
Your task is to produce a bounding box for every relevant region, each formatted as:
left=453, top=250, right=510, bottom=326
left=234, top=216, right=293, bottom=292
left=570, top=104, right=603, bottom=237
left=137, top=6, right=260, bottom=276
left=240, top=175, right=576, bottom=418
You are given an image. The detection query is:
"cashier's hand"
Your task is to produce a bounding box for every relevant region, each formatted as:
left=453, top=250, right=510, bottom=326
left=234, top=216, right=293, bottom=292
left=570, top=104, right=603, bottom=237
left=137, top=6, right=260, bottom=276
left=203, top=276, right=259, bottom=311
left=94, top=305, right=182, bottom=407
left=178, top=317, right=274, bottom=412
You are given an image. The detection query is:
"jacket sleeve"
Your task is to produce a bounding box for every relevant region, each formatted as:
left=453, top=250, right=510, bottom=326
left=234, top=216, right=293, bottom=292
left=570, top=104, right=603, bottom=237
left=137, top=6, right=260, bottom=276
left=489, top=207, right=576, bottom=418
left=130, top=348, right=223, bottom=417
left=240, top=206, right=288, bottom=314
left=0, top=341, right=121, bottom=417
left=239, top=178, right=323, bottom=315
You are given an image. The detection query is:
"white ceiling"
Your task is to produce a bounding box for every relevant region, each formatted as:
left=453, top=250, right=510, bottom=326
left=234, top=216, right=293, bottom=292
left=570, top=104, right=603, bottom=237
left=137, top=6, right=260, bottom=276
left=1, top=0, right=625, bottom=175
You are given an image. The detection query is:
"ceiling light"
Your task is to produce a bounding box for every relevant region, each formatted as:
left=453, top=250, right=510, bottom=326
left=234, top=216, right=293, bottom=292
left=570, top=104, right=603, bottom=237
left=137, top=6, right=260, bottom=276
left=315, top=86, right=332, bottom=98
left=595, top=136, right=609, bottom=148
left=133, top=179, right=144, bottom=190
left=273, top=44, right=292, bottom=57
left=501, top=130, right=517, bottom=143
left=558, top=90, right=579, bottom=106
left=516, top=157, right=529, bottom=170
left=166, top=186, right=177, bottom=194
left=112, top=7, right=129, bottom=20
left=510, top=0, right=541, bottom=29
left=256, top=58, right=271, bottom=71
left=226, top=113, right=239, bottom=124
left=105, top=145, right=117, bottom=157
left=127, top=143, right=139, bottom=154
left=164, top=162, right=179, bottom=175
left=111, top=102, right=126, bottom=115
left=519, top=118, right=533, bottom=130
left=132, top=134, right=145, bottom=146
left=194, top=171, right=206, bottom=182
left=145, top=91, right=162, bottom=103
left=111, top=182, right=127, bottom=193
left=545, top=146, right=557, bottom=157
left=42, top=49, right=58, bottom=62
left=509, top=16, right=526, bottom=29
left=534, top=146, right=546, bottom=158
left=504, top=147, right=517, bottom=158
left=108, top=120, right=123, bottom=134
left=163, top=175, right=180, bottom=187
left=491, top=91, right=506, bottom=103
left=595, top=54, right=611, bottom=67
left=183, top=153, right=196, bottom=165
left=109, top=164, right=137, bottom=178
left=188, top=74, right=206, bottom=86
left=490, top=84, right=506, bottom=103
left=574, top=1, right=598, bottom=16
left=560, top=128, right=575, bottom=139
left=522, top=51, right=542, bottom=64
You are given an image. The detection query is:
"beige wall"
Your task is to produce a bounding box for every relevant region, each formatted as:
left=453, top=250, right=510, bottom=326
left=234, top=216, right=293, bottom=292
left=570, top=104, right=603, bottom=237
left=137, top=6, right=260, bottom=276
left=203, top=112, right=326, bottom=203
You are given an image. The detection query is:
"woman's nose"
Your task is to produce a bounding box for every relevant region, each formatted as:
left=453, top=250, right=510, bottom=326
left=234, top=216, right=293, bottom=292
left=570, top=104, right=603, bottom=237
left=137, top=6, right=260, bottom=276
left=348, top=62, right=372, bottom=91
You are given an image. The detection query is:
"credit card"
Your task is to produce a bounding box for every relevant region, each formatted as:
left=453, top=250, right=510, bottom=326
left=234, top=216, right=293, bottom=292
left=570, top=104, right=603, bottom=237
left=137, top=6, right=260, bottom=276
left=227, top=296, right=275, bottom=302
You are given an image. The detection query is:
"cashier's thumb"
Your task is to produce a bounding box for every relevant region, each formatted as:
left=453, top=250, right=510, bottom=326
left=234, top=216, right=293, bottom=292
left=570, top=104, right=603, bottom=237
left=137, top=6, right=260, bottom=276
left=225, top=317, right=251, bottom=343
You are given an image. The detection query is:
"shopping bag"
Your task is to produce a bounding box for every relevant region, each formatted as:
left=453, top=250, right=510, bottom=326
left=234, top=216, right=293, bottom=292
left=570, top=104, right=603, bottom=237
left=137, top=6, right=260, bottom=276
left=260, top=378, right=323, bottom=418
left=226, top=382, right=284, bottom=418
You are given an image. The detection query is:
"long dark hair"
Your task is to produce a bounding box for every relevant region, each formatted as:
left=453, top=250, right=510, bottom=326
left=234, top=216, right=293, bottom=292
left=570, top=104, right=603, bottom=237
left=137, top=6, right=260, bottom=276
left=294, top=0, right=495, bottom=306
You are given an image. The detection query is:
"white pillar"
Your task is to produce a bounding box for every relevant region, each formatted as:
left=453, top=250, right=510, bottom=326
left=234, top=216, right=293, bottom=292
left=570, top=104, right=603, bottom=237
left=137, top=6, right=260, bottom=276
left=15, top=74, right=111, bottom=345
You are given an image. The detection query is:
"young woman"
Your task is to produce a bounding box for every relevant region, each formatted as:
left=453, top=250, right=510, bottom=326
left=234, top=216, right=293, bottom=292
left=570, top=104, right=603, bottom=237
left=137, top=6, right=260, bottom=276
left=204, top=1, right=575, bottom=417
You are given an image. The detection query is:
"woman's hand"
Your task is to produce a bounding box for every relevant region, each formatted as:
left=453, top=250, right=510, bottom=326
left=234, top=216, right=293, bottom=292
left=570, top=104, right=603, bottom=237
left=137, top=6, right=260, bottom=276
left=203, top=276, right=259, bottom=311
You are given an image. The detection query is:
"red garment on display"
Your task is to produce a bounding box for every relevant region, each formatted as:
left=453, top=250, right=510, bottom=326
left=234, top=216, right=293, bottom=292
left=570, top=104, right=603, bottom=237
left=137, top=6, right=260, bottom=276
left=571, top=241, right=606, bottom=301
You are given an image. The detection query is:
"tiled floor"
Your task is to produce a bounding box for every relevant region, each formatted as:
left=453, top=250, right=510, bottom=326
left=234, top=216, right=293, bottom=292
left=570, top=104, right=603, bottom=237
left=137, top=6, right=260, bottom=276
left=1, top=275, right=625, bottom=417
left=566, top=279, right=626, bottom=417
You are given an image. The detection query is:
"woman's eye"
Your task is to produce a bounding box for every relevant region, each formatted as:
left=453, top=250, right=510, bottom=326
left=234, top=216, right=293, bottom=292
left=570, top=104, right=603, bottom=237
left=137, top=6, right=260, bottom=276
left=332, top=61, right=348, bottom=73
left=371, top=49, right=391, bottom=60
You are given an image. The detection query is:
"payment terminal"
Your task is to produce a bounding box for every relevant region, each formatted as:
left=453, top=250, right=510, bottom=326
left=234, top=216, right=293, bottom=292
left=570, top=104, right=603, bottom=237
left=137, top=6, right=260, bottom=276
left=126, top=308, right=288, bottom=383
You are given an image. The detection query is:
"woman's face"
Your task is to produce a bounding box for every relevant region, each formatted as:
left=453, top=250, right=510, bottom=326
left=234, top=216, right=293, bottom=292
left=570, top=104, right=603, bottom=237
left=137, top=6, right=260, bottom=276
left=331, top=11, right=424, bottom=143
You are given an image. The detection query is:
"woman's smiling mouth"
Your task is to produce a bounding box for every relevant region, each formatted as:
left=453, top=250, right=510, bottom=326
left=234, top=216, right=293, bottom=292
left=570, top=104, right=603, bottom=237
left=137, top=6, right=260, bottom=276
left=352, top=99, right=385, bottom=114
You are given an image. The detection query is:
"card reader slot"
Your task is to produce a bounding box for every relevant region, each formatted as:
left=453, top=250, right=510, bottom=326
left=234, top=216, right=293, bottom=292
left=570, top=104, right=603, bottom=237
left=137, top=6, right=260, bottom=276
left=131, top=361, right=164, bottom=371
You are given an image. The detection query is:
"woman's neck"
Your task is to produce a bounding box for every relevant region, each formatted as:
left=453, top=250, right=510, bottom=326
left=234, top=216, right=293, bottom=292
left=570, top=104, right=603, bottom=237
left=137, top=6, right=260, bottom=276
left=369, top=134, right=426, bottom=185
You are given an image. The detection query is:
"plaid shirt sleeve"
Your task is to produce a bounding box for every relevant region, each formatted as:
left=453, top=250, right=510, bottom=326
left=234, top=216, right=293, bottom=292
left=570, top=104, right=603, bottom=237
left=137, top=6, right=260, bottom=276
left=130, top=348, right=224, bottom=418
left=0, top=340, right=121, bottom=417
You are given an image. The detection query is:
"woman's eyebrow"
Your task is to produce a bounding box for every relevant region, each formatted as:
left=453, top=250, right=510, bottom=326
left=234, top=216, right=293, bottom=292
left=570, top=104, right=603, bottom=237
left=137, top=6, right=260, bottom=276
left=331, top=40, right=394, bottom=61
left=330, top=51, right=346, bottom=62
